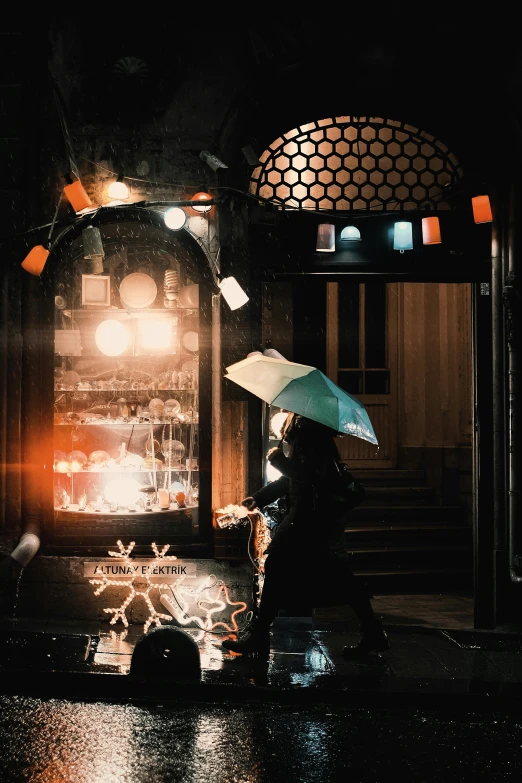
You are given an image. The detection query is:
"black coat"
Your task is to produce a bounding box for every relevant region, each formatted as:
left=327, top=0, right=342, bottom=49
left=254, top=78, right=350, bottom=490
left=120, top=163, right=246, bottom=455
left=251, top=414, right=362, bottom=607
left=252, top=415, right=346, bottom=556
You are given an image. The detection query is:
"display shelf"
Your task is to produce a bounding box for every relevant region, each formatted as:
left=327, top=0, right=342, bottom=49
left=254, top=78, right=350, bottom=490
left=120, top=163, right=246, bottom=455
left=52, top=226, right=203, bottom=545
left=53, top=468, right=199, bottom=474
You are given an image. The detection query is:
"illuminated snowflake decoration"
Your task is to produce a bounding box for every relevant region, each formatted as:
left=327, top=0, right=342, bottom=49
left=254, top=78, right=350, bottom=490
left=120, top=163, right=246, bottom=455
left=89, top=540, right=176, bottom=634
left=90, top=539, right=251, bottom=636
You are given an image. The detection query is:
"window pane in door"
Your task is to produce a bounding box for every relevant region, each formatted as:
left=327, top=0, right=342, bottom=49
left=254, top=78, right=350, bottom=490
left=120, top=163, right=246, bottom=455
left=338, top=282, right=359, bottom=368
left=365, top=283, right=386, bottom=368
left=337, top=371, right=363, bottom=395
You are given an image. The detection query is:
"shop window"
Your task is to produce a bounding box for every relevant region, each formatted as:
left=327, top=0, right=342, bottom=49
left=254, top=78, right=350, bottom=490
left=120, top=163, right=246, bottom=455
left=50, top=216, right=211, bottom=551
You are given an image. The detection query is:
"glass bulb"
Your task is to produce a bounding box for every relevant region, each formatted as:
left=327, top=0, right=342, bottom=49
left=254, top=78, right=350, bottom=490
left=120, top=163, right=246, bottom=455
left=164, top=207, right=187, bottom=230
left=107, top=180, right=129, bottom=200
left=95, top=319, right=129, bottom=356
left=67, top=450, right=88, bottom=472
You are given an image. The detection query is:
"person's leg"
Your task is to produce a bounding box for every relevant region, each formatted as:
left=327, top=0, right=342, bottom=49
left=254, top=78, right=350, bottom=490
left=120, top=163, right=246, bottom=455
left=343, top=564, right=389, bottom=656
left=222, top=554, right=281, bottom=657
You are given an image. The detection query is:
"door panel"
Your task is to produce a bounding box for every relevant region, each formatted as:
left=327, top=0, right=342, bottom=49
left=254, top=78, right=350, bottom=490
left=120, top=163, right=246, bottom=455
left=326, top=282, right=398, bottom=468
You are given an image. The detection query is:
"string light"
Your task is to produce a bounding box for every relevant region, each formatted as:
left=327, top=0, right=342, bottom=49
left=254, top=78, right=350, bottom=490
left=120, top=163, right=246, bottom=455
left=90, top=539, right=251, bottom=635
left=89, top=540, right=177, bottom=633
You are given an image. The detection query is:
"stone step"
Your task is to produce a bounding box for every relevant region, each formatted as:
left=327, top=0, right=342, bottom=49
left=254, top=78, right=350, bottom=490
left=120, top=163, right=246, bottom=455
left=344, top=544, right=471, bottom=569
left=361, top=486, right=436, bottom=505
left=350, top=505, right=463, bottom=522
left=349, top=469, right=426, bottom=486
left=343, top=522, right=471, bottom=546
left=353, top=567, right=473, bottom=593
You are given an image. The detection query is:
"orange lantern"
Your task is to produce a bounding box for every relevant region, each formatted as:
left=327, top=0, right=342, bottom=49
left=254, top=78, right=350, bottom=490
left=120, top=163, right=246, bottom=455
left=472, top=195, right=493, bottom=224
left=422, top=216, right=442, bottom=245
left=64, top=179, right=92, bottom=212
left=190, top=191, right=212, bottom=213
left=21, top=244, right=50, bottom=276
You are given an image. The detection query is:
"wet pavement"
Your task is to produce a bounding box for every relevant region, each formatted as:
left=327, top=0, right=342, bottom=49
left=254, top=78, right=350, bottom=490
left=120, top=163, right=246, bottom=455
left=1, top=695, right=522, bottom=781
left=2, top=596, right=522, bottom=779
left=2, top=612, right=522, bottom=712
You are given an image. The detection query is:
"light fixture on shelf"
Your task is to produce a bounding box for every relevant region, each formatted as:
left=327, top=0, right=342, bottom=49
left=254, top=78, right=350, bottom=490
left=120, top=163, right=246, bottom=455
left=472, top=195, right=493, bottom=224
left=95, top=319, right=129, bottom=356
left=422, top=216, right=442, bottom=245
left=163, top=207, right=187, bottom=230
left=107, top=174, right=129, bottom=201
left=316, top=223, right=336, bottom=252
left=393, top=221, right=413, bottom=252
left=218, top=276, right=249, bottom=310
left=137, top=317, right=177, bottom=354
left=340, top=225, right=361, bottom=242
left=190, top=192, right=213, bottom=213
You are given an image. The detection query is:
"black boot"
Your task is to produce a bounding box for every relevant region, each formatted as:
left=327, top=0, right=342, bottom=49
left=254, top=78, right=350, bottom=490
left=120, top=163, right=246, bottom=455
left=342, top=617, right=389, bottom=658
left=222, top=628, right=270, bottom=658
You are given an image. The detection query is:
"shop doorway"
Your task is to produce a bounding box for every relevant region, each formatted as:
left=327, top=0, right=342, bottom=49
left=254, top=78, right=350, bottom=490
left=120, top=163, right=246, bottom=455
left=326, top=281, right=398, bottom=468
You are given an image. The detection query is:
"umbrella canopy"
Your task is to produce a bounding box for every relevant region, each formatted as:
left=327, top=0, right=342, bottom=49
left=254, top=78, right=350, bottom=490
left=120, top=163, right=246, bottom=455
left=224, top=355, right=378, bottom=446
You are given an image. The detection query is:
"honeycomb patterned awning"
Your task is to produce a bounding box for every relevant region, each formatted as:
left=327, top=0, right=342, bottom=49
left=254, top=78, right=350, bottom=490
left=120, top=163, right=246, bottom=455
left=250, top=116, right=463, bottom=213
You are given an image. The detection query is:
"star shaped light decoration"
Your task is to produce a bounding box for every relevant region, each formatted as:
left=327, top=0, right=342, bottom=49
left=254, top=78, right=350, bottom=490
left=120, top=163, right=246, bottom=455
left=89, top=540, right=177, bottom=633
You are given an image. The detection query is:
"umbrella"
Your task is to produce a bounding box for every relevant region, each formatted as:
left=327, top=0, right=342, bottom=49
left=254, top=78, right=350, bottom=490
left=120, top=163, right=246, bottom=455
left=224, top=354, right=378, bottom=446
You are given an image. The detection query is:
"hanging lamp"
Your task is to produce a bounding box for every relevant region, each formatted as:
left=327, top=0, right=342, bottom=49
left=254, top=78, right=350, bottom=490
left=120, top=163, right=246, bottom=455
left=340, top=225, right=361, bottom=242
left=21, top=190, right=64, bottom=276
left=422, top=216, right=442, bottom=245
left=472, top=195, right=493, bottom=224
left=108, top=174, right=129, bottom=200
left=64, top=176, right=92, bottom=213
left=191, top=192, right=213, bottom=213
left=393, top=221, right=413, bottom=253
left=316, top=223, right=336, bottom=252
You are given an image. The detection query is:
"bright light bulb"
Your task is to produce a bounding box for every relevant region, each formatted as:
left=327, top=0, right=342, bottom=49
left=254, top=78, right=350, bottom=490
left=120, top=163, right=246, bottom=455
left=164, top=207, right=187, bottom=230
left=95, top=319, right=129, bottom=356
left=138, top=318, right=173, bottom=351
left=107, top=180, right=129, bottom=200
left=270, top=411, right=288, bottom=439
left=104, top=478, right=142, bottom=507
left=191, top=192, right=212, bottom=213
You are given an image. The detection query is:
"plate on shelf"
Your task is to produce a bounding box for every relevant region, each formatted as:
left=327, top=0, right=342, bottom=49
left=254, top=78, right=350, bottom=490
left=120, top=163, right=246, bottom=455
left=119, top=273, right=157, bottom=309
left=182, top=331, right=198, bottom=352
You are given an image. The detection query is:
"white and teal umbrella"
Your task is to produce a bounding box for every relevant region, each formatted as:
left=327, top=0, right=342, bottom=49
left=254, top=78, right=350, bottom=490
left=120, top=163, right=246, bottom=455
left=224, top=354, right=378, bottom=446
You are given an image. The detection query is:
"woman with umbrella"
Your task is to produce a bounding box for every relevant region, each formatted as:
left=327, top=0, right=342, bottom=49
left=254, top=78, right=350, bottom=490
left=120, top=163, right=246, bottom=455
left=221, top=384, right=390, bottom=659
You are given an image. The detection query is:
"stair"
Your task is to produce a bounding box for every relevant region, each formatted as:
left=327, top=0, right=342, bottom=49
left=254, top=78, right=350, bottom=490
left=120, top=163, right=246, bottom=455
left=346, top=469, right=472, bottom=593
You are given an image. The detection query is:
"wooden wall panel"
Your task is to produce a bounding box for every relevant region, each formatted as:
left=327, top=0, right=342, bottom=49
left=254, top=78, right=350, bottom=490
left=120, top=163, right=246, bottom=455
left=398, top=283, right=471, bottom=448
left=216, top=400, right=248, bottom=510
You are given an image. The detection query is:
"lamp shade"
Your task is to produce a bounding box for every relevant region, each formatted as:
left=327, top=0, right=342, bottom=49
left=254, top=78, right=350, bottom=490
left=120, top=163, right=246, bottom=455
left=393, top=221, right=413, bottom=252
left=316, top=223, right=335, bottom=252
left=64, top=180, right=92, bottom=212
left=191, top=192, right=212, bottom=213
left=21, top=245, right=50, bottom=276
left=472, top=195, right=493, bottom=224
left=164, top=207, right=187, bottom=230
left=340, top=225, right=361, bottom=242
left=218, top=277, right=249, bottom=310
left=107, top=180, right=129, bottom=200
left=422, top=216, right=442, bottom=245
left=82, top=226, right=105, bottom=259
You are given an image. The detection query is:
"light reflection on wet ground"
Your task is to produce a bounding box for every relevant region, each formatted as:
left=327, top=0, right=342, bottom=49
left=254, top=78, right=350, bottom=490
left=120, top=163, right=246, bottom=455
left=0, top=695, right=521, bottom=782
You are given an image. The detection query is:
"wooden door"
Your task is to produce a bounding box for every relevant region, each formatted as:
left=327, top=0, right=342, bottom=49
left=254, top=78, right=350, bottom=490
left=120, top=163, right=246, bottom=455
left=326, top=281, right=398, bottom=468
